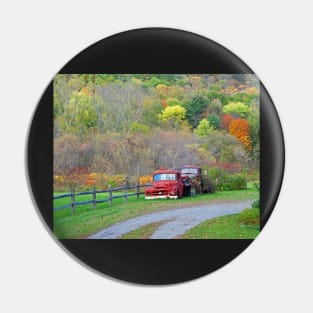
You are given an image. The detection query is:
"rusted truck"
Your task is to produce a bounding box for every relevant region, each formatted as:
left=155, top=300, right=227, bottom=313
left=144, top=169, right=186, bottom=199
left=180, top=165, right=214, bottom=194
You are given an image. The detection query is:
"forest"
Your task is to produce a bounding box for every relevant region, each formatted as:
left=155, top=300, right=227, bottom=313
left=53, top=74, right=260, bottom=191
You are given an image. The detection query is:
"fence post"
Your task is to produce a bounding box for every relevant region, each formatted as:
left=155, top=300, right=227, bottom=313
left=92, top=186, right=96, bottom=209
left=136, top=180, right=140, bottom=199
left=70, top=187, right=75, bottom=214
left=123, top=182, right=128, bottom=202
left=108, top=184, right=112, bottom=206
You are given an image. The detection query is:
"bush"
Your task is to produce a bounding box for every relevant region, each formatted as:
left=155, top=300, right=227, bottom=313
left=215, top=173, right=247, bottom=191
left=207, top=162, right=242, bottom=180
left=208, top=166, right=227, bottom=180
left=139, top=175, right=153, bottom=185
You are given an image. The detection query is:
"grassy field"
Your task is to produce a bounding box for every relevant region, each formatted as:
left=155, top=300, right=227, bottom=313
left=182, top=207, right=259, bottom=239
left=54, top=186, right=258, bottom=239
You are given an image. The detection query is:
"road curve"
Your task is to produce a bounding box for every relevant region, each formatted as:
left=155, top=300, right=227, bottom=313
left=89, top=200, right=253, bottom=239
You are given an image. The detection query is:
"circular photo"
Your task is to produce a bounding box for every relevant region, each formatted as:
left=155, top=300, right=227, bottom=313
left=28, top=28, right=284, bottom=284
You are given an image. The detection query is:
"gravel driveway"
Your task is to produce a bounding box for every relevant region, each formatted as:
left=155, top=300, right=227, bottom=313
left=89, top=200, right=253, bottom=239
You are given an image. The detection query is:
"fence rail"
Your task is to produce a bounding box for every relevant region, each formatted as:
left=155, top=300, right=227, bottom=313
left=53, top=183, right=151, bottom=214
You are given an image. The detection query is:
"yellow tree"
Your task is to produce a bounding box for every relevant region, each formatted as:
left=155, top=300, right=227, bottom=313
left=223, top=101, right=251, bottom=118
left=160, top=105, right=186, bottom=129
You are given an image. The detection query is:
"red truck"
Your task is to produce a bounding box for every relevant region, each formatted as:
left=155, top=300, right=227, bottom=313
left=144, top=169, right=185, bottom=199
left=144, top=166, right=214, bottom=200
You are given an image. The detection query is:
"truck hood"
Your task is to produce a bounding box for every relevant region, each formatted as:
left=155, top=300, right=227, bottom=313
left=151, top=181, right=177, bottom=188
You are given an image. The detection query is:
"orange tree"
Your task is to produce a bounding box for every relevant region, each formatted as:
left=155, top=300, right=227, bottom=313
left=229, top=118, right=252, bottom=151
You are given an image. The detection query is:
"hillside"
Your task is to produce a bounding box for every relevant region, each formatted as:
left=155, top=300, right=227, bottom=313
left=53, top=74, right=259, bottom=190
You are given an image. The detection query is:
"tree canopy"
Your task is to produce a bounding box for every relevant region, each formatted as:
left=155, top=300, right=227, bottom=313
left=53, top=74, right=260, bottom=188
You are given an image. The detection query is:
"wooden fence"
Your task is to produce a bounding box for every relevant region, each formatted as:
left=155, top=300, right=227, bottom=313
left=53, top=183, right=151, bottom=214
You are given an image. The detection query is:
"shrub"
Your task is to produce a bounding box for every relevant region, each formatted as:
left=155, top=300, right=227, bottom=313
left=139, top=175, right=153, bottom=185
left=215, top=173, right=247, bottom=191
left=53, top=172, right=129, bottom=191
left=86, top=173, right=97, bottom=186
left=207, top=162, right=238, bottom=177
left=208, top=166, right=227, bottom=180
left=130, top=121, right=150, bottom=134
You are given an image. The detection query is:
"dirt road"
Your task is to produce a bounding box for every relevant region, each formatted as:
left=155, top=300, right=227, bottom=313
left=89, top=200, right=252, bottom=239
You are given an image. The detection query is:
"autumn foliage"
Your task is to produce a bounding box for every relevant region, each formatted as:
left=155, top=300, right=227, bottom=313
left=229, top=119, right=252, bottom=151
left=54, top=173, right=153, bottom=191
left=54, top=74, right=259, bottom=191
left=221, top=114, right=233, bottom=130
left=139, top=175, right=153, bottom=185
left=161, top=99, right=167, bottom=109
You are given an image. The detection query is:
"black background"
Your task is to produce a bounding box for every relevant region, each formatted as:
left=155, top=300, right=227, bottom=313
left=27, top=28, right=284, bottom=284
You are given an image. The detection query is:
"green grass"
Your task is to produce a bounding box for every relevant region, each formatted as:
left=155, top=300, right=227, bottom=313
left=54, top=187, right=258, bottom=239
left=118, top=220, right=171, bottom=239
left=183, top=207, right=260, bottom=239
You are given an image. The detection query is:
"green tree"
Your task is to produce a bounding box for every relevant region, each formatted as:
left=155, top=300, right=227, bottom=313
left=141, top=99, right=163, bottom=127
left=184, top=96, right=208, bottom=128
left=195, top=119, right=213, bottom=138
left=207, top=91, right=227, bottom=106
left=64, top=91, right=97, bottom=137
left=207, top=113, right=220, bottom=129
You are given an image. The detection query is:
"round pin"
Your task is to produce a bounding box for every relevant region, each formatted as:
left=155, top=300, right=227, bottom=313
left=27, top=28, right=284, bottom=284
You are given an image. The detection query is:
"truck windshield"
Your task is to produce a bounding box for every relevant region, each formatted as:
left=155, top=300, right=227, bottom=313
left=181, top=168, right=198, bottom=174
left=154, top=173, right=176, bottom=181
